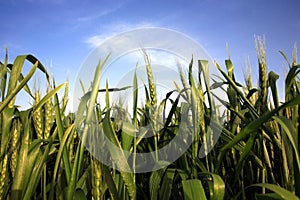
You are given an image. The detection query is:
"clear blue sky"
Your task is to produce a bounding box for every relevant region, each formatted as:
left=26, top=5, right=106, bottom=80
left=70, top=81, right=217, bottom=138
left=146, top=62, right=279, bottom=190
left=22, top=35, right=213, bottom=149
left=1, top=0, right=300, bottom=107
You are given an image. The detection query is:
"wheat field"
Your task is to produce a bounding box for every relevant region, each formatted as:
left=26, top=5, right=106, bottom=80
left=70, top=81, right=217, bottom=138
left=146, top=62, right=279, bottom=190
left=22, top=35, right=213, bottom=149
left=0, top=39, right=299, bottom=199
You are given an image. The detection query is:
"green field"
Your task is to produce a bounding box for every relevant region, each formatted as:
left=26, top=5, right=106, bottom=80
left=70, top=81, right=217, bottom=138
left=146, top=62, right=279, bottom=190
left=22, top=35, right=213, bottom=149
left=0, top=39, right=299, bottom=200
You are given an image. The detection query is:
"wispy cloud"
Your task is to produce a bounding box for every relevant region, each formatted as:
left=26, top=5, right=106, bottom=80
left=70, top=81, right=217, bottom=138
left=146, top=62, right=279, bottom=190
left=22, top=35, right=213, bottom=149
left=76, top=3, right=124, bottom=23
left=85, top=21, right=159, bottom=48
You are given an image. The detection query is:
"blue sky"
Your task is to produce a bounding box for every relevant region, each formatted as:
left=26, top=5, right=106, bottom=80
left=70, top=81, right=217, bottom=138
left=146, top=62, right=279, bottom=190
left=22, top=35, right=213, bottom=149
left=1, top=0, right=300, bottom=109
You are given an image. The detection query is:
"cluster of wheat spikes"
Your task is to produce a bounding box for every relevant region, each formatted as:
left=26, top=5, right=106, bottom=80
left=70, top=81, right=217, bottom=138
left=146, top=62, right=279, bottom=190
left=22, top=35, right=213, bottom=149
left=0, top=37, right=299, bottom=200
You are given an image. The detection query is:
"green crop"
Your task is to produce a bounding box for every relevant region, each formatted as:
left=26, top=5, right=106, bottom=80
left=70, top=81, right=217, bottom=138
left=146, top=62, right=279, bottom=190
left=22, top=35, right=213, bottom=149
left=0, top=39, right=299, bottom=200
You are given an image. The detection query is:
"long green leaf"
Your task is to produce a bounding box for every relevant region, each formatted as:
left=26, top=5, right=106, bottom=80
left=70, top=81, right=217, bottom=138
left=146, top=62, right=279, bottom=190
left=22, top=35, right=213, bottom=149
left=159, top=169, right=175, bottom=200
left=249, top=184, right=299, bottom=200
left=182, top=179, right=207, bottom=200
left=0, top=62, right=37, bottom=113
left=149, top=167, right=166, bottom=200
left=222, top=94, right=300, bottom=150
left=272, top=116, right=300, bottom=172
left=49, top=125, right=75, bottom=200
left=11, top=110, right=31, bottom=200
left=102, top=111, right=136, bottom=199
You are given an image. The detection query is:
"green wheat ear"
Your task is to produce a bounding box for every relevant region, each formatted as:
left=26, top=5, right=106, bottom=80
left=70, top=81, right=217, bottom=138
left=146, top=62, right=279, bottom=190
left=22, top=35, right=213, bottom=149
left=143, top=51, right=157, bottom=108
left=91, top=158, right=103, bottom=200
left=0, top=154, right=8, bottom=199
left=44, top=85, right=53, bottom=139
left=10, top=119, right=21, bottom=178
left=255, top=35, right=268, bottom=114
left=292, top=43, right=297, bottom=66
left=33, top=91, right=43, bottom=139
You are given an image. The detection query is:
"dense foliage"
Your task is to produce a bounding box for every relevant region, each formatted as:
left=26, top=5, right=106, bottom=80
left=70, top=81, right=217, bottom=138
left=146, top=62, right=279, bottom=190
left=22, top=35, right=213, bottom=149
left=0, top=40, right=299, bottom=199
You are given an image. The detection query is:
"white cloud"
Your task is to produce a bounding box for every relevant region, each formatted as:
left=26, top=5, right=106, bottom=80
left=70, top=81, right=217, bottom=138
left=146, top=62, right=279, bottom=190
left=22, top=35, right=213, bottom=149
left=85, top=21, right=158, bottom=48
